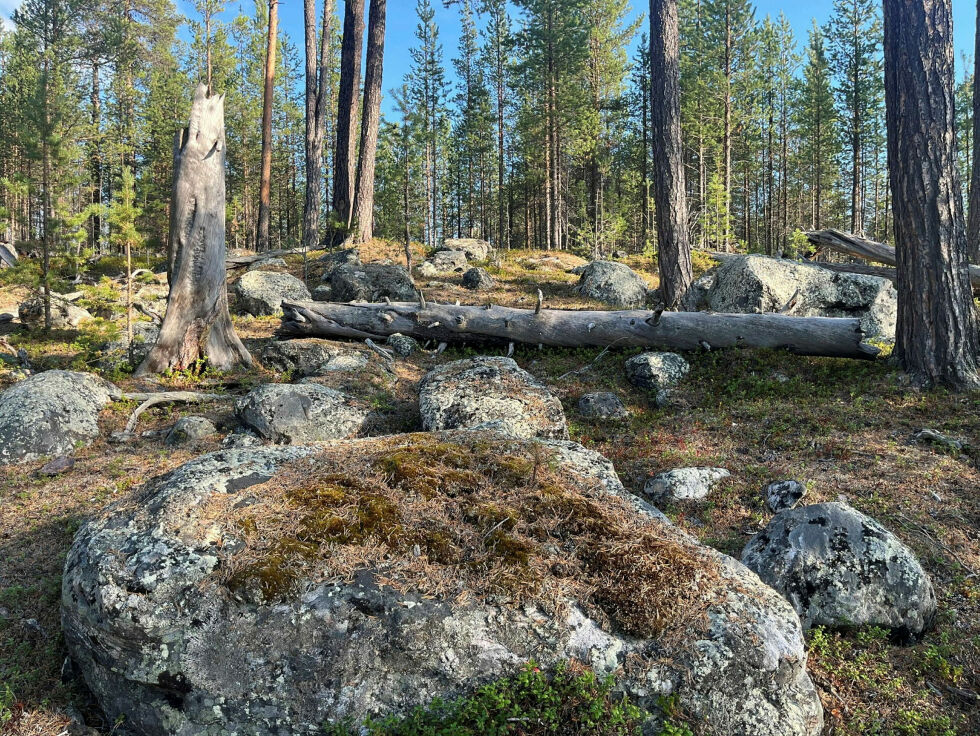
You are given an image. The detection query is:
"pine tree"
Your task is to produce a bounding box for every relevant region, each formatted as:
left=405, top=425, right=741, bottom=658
left=797, top=21, right=839, bottom=231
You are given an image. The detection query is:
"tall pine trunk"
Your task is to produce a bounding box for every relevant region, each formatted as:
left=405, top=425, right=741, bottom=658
left=883, top=0, right=980, bottom=389
left=333, top=0, right=365, bottom=229
left=967, top=0, right=980, bottom=263
left=352, top=0, right=386, bottom=244
left=257, top=0, right=279, bottom=252
left=650, top=0, right=693, bottom=308
left=302, top=0, right=330, bottom=252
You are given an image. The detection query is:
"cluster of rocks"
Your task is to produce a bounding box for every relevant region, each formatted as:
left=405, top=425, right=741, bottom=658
left=416, top=238, right=494, bottom=279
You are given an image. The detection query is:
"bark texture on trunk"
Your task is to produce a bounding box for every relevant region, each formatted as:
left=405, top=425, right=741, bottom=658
left=333, top=0, right=365, bottom=228
left=257, top=0, right=279, bottom=251
left=138, top=85, right=251, bottom=375
left=649, top=0, right=693, bottom=308
left=352, top=0, right=386, bottom=244
left=302, top=0, right=328, bottom=252
left=883, top=0, right=980, bottom=388
left=968, top=0, right=980, bottom=262
left=279, top=300, right=878, bottom=360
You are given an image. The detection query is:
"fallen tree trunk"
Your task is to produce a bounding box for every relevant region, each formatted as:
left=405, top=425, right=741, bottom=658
left=706, top=249, right=901, bottom=284
left=225, top=247, right=312, bottom=270
left=279, top=301, right=880, bottom=359
left=806, top=229, right=980, bottom=289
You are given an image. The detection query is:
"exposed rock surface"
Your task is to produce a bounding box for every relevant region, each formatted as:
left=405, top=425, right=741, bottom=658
left=625, top=352, right=690, bottom=405
left=576, top=261, right=649, bottom=308
left=643, top=467, right=731, bottom=503
left=261, top=339, right=368, bottom=377
left=438, top=237, right=492, bottom=261
left=418, top=250, right=468, bottom=277
left=387, top=333, right=420, bottom=357
left=318, top=248, right=361, bottom=270
left=741, top=502, right=936, bottom=639
left=765, top=480, right=807, bottom=512
left=236, top=383, right=369, bottom=444
left=577, top=392, right=629, bottom=421
left=419, top=357, right=568, bottom=439
left=461, top=267, right=495, bottom=290
left=311, top=284, right=333, bottom=302
left=0, top=370, right=120, bottom=464
left=247, top=257, right=287, bottom=271
left=233, top=271, right=311, bottom=316
left=330, top=263, right=417, bottom=302
left=18, top=294, right=92, bottom=330
left=63, top=434, right=822, bottom=736
left=682, top=255, right=897, bottom=339
left=166, top=416, right=217, bottom=445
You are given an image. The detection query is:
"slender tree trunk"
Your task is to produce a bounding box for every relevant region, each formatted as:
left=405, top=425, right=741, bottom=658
left=650, top=0, right=693, bottom=307
left=257, top=0, right=279, bottom=252
left=302, top=0, right=328, bottom=252
left=967, top=0, right=980, bottom=262
left=333, top=0, right=365, bottom=229
left=883, top=0, right=980, bottom=389
left=723, top=1, right=732, bottom=250
left=139, top=85, right=251, bottom=375
left=352, top=0, right=386, bottom=244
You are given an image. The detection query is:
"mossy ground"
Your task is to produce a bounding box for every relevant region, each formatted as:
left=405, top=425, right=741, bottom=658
left=0, top=240, right=978, bottom=734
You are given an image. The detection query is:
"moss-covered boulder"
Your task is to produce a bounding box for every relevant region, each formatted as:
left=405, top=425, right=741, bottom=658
left=62, top=432, right=822, bottom=736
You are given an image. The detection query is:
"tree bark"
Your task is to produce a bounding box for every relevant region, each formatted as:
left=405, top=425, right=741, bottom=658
left=968, top=0, right=980, bottom=263
left=257, top=0, right=279, bottom=252
left=279, top=300, right=879, bottom=360
left=333, top=0, right=366, bottom=229
left=883, top=0, right=980, bottom=389
left=352, top=0, right=386, bottom=244
left=302, top=0, right=329, bottom=252
left=137, top=85, right=252, bottom=375
left=649, top=0, right=693, bottom=308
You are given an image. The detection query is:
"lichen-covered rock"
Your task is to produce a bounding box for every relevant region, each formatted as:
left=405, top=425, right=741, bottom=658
left=577, top=392, right=629, bottom=421
left=643, top=467, right=730, bottom=503
left=438, top=238, right=492, bottom=261
left=741, top=502, right=936, bottom=639
left=261, top=339, right=369, bottom=377
left=235, top=383, right=369, bottom=444
left=0, top=370, right=120, bottom=464
left=18, top=294, right=92, bottom=330
left=419, top=250, right=468, bottom=276
left=311, top=284, right=334, bottom=301
left=765, top=480, right=807, bottom=512
left=419, top=357, right=567, bottom=439
left=331, top=263, right=417, bottom=302
left=461, top=267, right=495, bottom=290
left=576, top=261, right=649, bottom=308
left=62, top=434, right=822, bottom=736
left=166, top=416, right=217, bottom=446
left=625, top=352, right=690, bottom=404
left=387, top=333, right=420, bottom=357
left=318, top=247, right=361, bottom=271
left=247, top=257, right=287, bottom=271
left=681, top=255, right=897, bottom=339
left=233, top=271, right=311, bottom=316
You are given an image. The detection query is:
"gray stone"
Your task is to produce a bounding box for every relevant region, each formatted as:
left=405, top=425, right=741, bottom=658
left=233, top=271, right=311, bottom=316
left=38, top=455, right=75, bottom=476
left=311, top=284, right=333, bottom=302
left=222, top=428, right=263, bottom=448
left=643, top=467, right=731, bottom=503
left=419, top=357, right=568, bottom=440
left=419, top=250, right=468, bottom=275
left=99, top=321, right=160, bottom=371
left=318, top=247, right=361, bottom=273
left=915, top=428, right=968, bottom=454
left=247, top=257, right=287, bottom=271
left=166, top=416, right=217, bottom=445
left=0, top=370, right=121, bottom=465
left=62, top=436, right=822, bottom=736
left=438, top=237, right=492, bottom=261
left=236, top=383, right=369, bottom=444
left=681, top=255, right=897, bottom=339
left=741, top=502, right=936, bottom=639
left=461, top=267, right=495, bottom=290
left=331, top=263, right=417, bottom=302
left=18, top=295, right=92, bottom=330
left=577, top=392, right=629, bottom=421
left=261, top=339, right=369, bottom=377
left=576, top=261, right=649, bottom=308
left=625, top=352, right=690, bottom=403
left=766, top=480, right=807, bottom=512
left=387, top=333, right=420, bottom=358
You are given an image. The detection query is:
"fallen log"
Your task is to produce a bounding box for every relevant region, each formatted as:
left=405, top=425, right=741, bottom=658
left=226, top=247, right=313, bottom=270
left=279, top=300, right=880, bottom=360
left=806, top=228, right=980, bottom=289
left=706, top=249, right=902, bottom=284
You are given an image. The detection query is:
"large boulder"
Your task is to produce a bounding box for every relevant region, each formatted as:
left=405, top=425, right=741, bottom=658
left=0, top=370, right=120, bottom=464
left=419, top=357, right=568, bottom=439
left=461, top=267, right=495, bottom=290
left=330, top=263, right=417, bottom=302
left=235, top=383, right=369, bottom=444
left=260, top=339, right=369, bottom=377
left=741, top=502, right=936, bottom=640
left=233, top=271, right=311, bottom=316
left=683, top=255, right=897, bottom=339
left=438, top=237, right=492, bottom=261
left=576, top=261, right=649, bottom=308
left=318, top=247, right=361, bottom=270
left=418, top=250, right=468, bottom=277
left=62, top=433, right=822, bottom=736
left=18, top=294, right=92, bottom=330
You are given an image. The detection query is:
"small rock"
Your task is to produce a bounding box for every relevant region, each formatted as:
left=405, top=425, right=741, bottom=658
left=331, top=263, right=417, bottom=302
left=576, top=261, right=648, bottom=308
left=419, top=250, right=468, bottom=275
left=233, top=271, right=311, bottom=316
left=236, top=383, right=370, bottom=444
left=261, top=339, right=369, bottom=377
left=387, top=333, right=420, bottom=358
left=461, top=267, right=495, bottom=290
left=915, top=428, right=967, bottom=454
left=166, top=416, right=217, bottom=445
left=18, top=294, right=92, bottom=330
left=222, top=429, right=263, bottom=448
left=311, top=284, right=333, bottom=302
left=577, top=392, right=629, bottom=421
left=625, top=352, right=690, bottom=404
left=611, top=250, right=627, bottom=259
left=643, top=467, right=730, bottom=503
left=37, top=456, right=75, bottom=476
left=765, top=480, right=806, bottom=512
left=0, top=313, right=13, bottom=324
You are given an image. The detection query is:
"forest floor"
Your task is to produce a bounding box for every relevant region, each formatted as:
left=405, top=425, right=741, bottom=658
left=0, top=242, right=978, bottom=736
